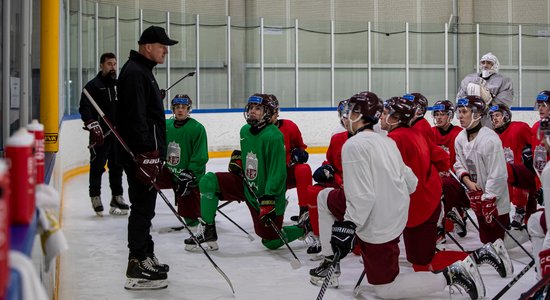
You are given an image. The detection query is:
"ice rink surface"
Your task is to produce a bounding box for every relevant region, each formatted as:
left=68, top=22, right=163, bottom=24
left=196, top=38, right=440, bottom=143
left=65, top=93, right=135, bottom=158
left=60, top=155, right=538, bottom=300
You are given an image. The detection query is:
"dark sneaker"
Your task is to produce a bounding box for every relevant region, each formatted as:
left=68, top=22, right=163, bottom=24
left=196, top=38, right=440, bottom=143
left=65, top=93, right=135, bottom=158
left=184, top=220, right=218, bottom=251
left=124, top=257, right=168, bottom=290
left=91, top=196, right=103, bottom=217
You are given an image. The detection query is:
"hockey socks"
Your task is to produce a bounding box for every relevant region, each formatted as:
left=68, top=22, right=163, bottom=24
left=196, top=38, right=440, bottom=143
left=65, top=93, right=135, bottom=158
left=413, top=251, right=469, bottom=272
left=261, top=225, right=304, bottom=250
left=199, top=172, right=221, bottom=224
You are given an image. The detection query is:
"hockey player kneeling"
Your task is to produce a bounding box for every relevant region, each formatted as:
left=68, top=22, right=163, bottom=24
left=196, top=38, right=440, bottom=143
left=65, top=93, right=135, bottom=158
left=309, top=91, right=485, bottom=299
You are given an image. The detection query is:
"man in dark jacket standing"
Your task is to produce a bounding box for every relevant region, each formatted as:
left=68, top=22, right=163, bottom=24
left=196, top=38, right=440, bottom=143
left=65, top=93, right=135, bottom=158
left=116, top=26, right=178, bottom=290
left=79, top=52, right=129, bottom=217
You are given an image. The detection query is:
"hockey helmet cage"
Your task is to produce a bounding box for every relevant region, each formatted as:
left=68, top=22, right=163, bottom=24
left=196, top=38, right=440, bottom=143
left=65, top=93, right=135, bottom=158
left=244, top=93, right=277, bottom=127
left=456, top=95, right=487, bottom=117
left=346, top=91, right=383, bottom=124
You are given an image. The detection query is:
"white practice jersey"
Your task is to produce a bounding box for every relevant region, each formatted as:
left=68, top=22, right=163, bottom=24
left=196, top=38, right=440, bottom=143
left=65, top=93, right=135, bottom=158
left=454, top=126, right=511, bottom=215
left=342, top=130, right=417, bottom=244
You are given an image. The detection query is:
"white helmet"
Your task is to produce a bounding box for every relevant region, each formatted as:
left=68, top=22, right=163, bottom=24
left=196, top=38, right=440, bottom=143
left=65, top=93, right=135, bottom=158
left=480, top=52, right=500, bottom=77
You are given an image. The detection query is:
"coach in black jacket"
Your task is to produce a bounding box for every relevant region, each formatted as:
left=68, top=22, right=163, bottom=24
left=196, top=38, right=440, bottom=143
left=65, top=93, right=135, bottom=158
left=79, top=52, right=129, bottom=217
left=116, top=25, right=178, bottom=289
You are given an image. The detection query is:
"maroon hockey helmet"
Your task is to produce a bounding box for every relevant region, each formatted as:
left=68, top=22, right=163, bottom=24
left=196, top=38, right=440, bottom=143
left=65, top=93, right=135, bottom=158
left=347, top=91, right=383, bottom=124
left=488, top=103, right=512, bottom=124
left=386, top=96, right=416, bottom=125
left=244, top=93, right=278, bottom=127
left=456, top=95, right=487, bottom=117
left=431, top=100, right=455, bottom=119
left=403, top=92, right=429, bottom=116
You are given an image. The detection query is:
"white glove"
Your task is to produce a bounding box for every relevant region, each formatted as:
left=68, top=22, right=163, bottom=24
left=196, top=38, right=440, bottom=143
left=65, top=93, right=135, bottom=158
left=479, top=79, right=493, bottom=105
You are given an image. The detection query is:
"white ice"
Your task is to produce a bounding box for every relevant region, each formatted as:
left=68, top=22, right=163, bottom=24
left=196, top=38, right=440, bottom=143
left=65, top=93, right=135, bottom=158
left=59, top=154, right=538, bottom=300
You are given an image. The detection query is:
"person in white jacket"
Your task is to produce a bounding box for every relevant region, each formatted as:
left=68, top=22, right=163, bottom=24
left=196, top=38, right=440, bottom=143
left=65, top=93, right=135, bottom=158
left=310, top=91, right=485, bottom=300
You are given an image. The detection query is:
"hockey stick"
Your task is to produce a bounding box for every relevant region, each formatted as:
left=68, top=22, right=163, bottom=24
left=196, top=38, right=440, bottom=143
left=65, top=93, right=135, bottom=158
left=519, top=273, right=550, bottom=300
left=217, top=203, right=255, bottom=241
left=316, top=251, right=341, bottom=300
left=165, top=71, right=195, bottom=92
left=83, top=88, right=235, bottom=294
left=353, top=270, right=366, bottom=296
left=240, top=174, right=302, bottom=269
left=492, top=260, right=535, bottom=300
left=158, top=201, right=233, bottom=234
left=448, top=170, right=482, bottom=231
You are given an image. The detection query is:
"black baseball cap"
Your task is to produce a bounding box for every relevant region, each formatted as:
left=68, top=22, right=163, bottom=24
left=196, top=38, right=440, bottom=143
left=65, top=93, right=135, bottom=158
left=138, top=26, right=178, bottom=46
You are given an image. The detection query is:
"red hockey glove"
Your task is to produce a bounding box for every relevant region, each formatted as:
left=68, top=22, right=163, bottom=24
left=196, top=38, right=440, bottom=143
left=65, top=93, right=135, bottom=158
left=228, top=149, right=243, bottom=176
left=540, top=248, right=550, bottom=277
left=466, top=190, right=483, bottom=216
left=84, top=120, right=104, bottom=147
left=258, top=195, right=276, bottom=225
left=481, top=196, right=498, bottom=225
left=135, top=150, right=162, bottom=185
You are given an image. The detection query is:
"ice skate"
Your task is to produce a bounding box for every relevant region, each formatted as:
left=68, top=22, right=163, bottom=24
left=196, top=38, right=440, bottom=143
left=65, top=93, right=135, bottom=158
left=149, top=254, right=169, bottom=273
left=470, top=242, right=507, bottom=277
left=511, top=207, right=526, bottom=229
left=290, top=206, right=308, bottom=222
left=436, top=226, right=446, bottom=250
left=447, top=207, right=467, bottom=237
left=297, top=211, right=312, bottom=240
left=309, top=255, right=341, bottom=288
left=184, top=221, right=218, bottom=251
left=492, top=238, right=514, bottom=277
left=124, top=257, right=168, bottom=290
left=109, top=195, right=129, bottom=215
left=444, top=256, right=485, bottom=300
left=91, top=196, right=103, bottom=217
left=306, top=235, right=322, bottom=261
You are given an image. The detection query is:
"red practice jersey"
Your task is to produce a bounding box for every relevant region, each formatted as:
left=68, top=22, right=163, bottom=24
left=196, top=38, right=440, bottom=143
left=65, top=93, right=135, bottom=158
left=413, top=118, right=450, bottom=172
left=388, top=126, right=442, bottom=227
left=322, top=131, right=349, bottom=186
left=276, top=119, right=307, bottom=165
left=432, top=125, right=462, bottom=170
left=532, top=121, right=550, bottom=188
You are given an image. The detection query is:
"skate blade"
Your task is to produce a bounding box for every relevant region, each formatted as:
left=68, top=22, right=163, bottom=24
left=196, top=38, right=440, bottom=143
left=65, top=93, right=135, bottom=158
left=95, top=211, right=104, bottom=217
left=184, top=241, right=218, bottom=252
left=124, top=278, right=167, bottom=290
left=308, top=253, right=324, bottom=261
left=109, top=207, right=129, bottom=216
left=309, top=275, right=339, bottom=288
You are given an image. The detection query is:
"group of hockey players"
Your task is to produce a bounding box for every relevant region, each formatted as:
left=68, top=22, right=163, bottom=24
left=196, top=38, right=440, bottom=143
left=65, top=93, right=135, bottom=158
left=80, top=25, right=550, bottom=297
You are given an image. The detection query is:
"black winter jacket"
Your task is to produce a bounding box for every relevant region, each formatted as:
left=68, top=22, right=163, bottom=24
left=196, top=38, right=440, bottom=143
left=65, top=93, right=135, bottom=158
left=116, top=50, right=167, bottom=162
left=79, top=72, right=117, bottom=133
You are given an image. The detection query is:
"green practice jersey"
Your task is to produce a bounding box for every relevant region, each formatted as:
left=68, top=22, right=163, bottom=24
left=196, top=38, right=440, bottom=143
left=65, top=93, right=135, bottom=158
left=166, top=118, right=208, bottom=183
left=240, top=123, right=287, bottom=214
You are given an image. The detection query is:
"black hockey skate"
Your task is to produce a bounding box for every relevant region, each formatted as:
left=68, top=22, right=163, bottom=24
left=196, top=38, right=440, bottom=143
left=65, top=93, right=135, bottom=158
left=511, top=207, right=526, bottom=229
left=290, top=206, right=308, bottom=222
left=91, top=196, right=103, bottom=217
left=125, top=257, right=168, bottom=290
left=149, top=254, right=169, bottom=273
left=443, top=256, right=485, bottom=300
left=309, top=255, right=341, bottom=288
left=470, top=242, right=507, bottom=278
left=306, top=235, right=322, bottom=261
left=297, top=211, right=312, bottom=240
left=184, top=221, right=218, bottom=251
left=109, top=195, right=129, bottom=216
left=447, top=207, right=467, bottom=237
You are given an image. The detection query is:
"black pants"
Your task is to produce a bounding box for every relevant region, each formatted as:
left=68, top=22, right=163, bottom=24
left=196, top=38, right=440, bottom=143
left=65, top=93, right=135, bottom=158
left=124, top=163, right=157, bottom=260
left=89, top=135, right=123, bottom=197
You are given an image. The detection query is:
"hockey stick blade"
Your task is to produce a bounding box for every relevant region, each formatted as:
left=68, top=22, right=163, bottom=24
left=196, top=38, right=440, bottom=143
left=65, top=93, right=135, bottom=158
left=158, top=226, right=185, bottom=234
left=353, top=270, right=366, bottom=296
left=83, top=88, right=235, bottom=294
left=268, top=220, right=302, bottom=269
left=493, top=260, right=534, bottom=300
left=316, top=251, right=341, bottom=300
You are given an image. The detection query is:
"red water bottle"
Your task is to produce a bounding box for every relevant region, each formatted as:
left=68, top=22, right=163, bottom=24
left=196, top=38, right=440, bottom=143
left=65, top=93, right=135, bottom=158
left=5, top=128, right=36, bottom=224
left=27, top=120, right=45, bottom=184
left=0, top=160, right=10, bottom=297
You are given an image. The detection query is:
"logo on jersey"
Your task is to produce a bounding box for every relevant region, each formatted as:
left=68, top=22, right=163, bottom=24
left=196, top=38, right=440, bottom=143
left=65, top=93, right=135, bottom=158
left=534, top=145, right=548, bottom=174
left=503, top=147, right=514, bottom=164
left=466, top=158, right=477, bottom=182
left=439, top=145, right=450, bottom=154
left=167, top=141, right=181, bottom=166
left=245, top=152, right=258, bottom=180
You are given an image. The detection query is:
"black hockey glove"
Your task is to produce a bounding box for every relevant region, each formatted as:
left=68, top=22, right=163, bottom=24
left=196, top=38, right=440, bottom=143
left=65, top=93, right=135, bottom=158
left=228, top=149, right=243, bottom=176
left=258, top=195, right=276, bottom=225
left=290, top=148, right=309, bottom=165
left=522, top=144, right=534, bottom=173
left=174, top=170, right=196, bottom=197
left=135, top=150, right=162, bottom=185
left=313, top=164, right=335, bottom=183
left=84, top=120, right=104, bottom=147
left=330, top=220, right=356, bottom=259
